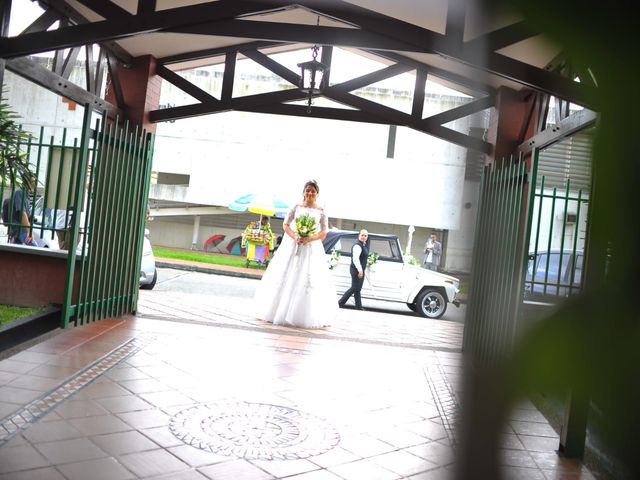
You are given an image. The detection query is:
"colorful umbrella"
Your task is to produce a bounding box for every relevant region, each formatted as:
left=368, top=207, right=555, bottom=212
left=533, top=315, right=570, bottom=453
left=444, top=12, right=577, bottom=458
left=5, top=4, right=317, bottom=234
left=227, top=193, right=289, bottom=218
left=226, top=235, right=246, bottom=255
left=204, top=234, right=225, bottom=252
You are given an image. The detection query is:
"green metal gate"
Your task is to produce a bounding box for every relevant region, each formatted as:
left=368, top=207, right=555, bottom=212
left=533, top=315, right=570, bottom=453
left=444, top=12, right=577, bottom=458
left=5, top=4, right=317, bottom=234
left=463, top=156, right=528, bottom=364
left=61, top=108, right=154, bottom=327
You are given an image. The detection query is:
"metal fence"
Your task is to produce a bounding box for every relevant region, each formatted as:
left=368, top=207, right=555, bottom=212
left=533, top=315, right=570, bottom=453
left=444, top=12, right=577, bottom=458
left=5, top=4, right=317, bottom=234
left=463, top=156, right=528, bottom=364
left=1, top=107, right=154, bottom=327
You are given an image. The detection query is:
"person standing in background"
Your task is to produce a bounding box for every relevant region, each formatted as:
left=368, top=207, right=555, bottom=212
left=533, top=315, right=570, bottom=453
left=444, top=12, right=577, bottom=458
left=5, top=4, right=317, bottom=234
left=423, top=233, right=442, bottom=271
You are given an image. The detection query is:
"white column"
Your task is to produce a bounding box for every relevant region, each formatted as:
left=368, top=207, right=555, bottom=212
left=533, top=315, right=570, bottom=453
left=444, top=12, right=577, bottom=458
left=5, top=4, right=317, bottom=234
left=406, top=225, right=415, bottom=254
left=191, top=215, right=201, bottom=250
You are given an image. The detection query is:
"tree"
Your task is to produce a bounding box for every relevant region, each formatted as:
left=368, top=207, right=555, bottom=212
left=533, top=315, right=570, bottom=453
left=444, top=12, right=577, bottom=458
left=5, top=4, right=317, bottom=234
left=0, top=90, right=33, bottom=189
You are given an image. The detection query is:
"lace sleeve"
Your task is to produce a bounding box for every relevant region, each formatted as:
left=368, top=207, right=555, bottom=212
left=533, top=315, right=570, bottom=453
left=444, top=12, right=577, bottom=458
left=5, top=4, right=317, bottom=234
left=319, top=209, right=328, bottom=232
left=284, top=206, right=296, bottom=226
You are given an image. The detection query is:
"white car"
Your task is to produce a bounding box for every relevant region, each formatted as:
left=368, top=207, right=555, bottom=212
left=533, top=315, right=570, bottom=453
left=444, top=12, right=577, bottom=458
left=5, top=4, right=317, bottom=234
left=324, top=230, right=460, bottom=319
left=139, top=231, right=157, bottom=290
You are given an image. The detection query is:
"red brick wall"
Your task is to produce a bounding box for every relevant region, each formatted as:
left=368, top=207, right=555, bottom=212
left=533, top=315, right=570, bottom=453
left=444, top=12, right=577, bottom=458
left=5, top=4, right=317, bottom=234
left=0, top=249, right=78, bottom=307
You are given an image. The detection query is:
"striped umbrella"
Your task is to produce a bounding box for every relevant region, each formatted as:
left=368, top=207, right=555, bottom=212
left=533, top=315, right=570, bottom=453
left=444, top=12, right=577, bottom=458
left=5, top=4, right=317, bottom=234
left=227, top=193, right=289, bottom=218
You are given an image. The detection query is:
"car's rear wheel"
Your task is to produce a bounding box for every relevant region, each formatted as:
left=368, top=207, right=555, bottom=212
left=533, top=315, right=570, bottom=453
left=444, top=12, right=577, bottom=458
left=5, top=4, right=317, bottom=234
left=141, top=270, right=157, bottom=290
left=415, top=289, right=447, bottom=319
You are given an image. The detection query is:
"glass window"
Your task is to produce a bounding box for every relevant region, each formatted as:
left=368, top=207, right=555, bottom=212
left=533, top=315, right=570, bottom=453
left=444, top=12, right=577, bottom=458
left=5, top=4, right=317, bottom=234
left=335, top=236, right=357, bottom=256
left=369, top=238, right=402, bottom=261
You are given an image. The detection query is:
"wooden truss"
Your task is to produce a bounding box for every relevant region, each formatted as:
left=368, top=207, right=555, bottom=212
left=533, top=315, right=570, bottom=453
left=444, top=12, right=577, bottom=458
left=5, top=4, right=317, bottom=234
left=0, top=0, right=599, bottom=152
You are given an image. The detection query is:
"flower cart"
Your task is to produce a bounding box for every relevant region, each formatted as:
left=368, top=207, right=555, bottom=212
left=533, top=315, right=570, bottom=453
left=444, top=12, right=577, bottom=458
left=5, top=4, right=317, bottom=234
left=241, top=219, right=274, bottom=268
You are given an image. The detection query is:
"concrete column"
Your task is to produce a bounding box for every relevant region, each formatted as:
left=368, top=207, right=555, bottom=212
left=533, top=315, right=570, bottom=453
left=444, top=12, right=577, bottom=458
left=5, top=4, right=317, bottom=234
left=191, top=215, right=201, bottom=250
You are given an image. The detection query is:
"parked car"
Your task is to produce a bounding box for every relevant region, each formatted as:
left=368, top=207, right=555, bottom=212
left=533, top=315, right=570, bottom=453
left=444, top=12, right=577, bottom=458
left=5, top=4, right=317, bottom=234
left=524, top=249, right=583, bottom=300
left=323, top=230, right=460, bottom=319
left=139, top=230, right=157, bottom=289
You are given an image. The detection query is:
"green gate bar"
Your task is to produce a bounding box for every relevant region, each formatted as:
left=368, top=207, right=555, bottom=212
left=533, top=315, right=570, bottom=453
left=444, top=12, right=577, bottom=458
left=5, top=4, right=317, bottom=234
left=61, top=107, right=154, bottom=327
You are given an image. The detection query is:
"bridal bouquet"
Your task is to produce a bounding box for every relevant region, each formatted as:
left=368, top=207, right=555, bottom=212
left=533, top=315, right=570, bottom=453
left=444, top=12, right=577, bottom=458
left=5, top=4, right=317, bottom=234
left=295, top=213, right=317, bottom=238
left=294, top=213, right=317, bottom=255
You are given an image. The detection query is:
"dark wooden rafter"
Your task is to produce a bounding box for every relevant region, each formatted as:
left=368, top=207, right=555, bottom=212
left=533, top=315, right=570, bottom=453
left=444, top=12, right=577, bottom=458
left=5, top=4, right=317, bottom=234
left=36, top=0, right=132, bottom=64
left=296, top=0, right=595, bottom=108
left=411, top=69, right=427, bottom=118
left=60, top=46, right=81, bottom=79
left=518, top=92, right=536, bottom=144
left=1, top=0, right=597, bottom=109
left=5, top=56, right=120, bottom=116
left=240, top=48, right=300, bottom=85
left=73, top=0, right=133, bottom=19
left=155, top=63, right=218, bottom=104
left=159, top=40, right=277, bottom=65
left=535, top=92, right=550, bottom=133
left=368, top=49, right=495, bottom=97
left=93, top=47, right=106, bottom=95
left=517, top=108, right=597, bottom=153
left=84, top=44, right=95, bottom=94
left=221, top=51, right=236, bottom=101
left=21, top=8, right=61, bottom=34
left=420, top=95, right=495, bottom=130
left=52, top=17, right=69, bottom=75
left=319, top=45, right=332, bottom=88
left=138, top=0, right=157, bottom=15
left=170, top=19, right=420, bottom=52
left=151, top=46, right=492, bottom=152
left=1, top=1, right=284, bottom=59
left=464, top=21, right=543, bottom=54
left=0, top=0, right=10, bottom=88
left=105, top=51, right=125, bottom=109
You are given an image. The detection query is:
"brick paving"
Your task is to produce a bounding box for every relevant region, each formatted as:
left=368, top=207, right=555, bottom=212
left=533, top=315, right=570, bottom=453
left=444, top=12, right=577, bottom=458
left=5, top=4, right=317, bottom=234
left=0, top=265, right=597, bottom=480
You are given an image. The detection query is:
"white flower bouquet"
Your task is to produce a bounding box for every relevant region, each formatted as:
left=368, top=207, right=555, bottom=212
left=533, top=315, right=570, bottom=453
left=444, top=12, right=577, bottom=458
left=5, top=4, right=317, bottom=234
left=295, top=213, right=317, bottom=238
left=294, top=213, right=317, bottom=255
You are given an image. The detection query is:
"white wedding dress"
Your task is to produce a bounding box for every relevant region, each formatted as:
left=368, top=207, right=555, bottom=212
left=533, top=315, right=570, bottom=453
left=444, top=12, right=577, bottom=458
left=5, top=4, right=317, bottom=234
left=253, top=205, right=338, bottom=328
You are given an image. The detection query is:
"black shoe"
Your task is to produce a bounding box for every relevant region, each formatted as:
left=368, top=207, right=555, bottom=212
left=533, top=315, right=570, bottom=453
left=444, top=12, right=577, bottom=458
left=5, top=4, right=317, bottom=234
left=356, top=307, right=364, bottom=311
left=338, top=303, right=345, bottom=308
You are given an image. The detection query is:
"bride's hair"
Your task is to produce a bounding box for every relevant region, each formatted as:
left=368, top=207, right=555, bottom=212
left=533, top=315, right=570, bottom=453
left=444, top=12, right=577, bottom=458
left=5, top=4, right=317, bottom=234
left=303, top=179, right=319, bottom=194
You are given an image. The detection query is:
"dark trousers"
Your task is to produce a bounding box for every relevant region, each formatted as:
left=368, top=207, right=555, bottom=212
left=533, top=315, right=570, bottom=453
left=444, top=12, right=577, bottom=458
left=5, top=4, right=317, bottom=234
left=339, top=267, right=365, bottom=309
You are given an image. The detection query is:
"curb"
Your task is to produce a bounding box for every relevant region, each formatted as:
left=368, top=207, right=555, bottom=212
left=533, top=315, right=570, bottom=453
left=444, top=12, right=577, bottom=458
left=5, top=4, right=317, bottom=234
left=0, top=306, right=61, bottom=355
left=155, top=261, right=264, bottom=280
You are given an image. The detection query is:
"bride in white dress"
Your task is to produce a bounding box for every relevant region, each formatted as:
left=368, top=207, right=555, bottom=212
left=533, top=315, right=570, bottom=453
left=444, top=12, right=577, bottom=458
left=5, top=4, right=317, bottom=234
left=253, top=180, right=337, bottom=328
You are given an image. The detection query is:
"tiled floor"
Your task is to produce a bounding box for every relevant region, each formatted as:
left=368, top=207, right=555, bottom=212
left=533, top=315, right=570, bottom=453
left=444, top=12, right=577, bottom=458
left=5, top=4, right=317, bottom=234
left=0, top=308, right=597, bottom=479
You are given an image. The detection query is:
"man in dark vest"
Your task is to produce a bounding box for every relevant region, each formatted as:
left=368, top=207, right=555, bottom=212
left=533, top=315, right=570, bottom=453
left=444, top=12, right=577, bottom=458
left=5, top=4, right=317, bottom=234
left=338, top=229, right=369, bottom=310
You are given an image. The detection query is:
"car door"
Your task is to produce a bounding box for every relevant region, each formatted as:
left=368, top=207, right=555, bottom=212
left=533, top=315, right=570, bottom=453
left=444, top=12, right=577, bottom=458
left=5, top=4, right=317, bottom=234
left=364, top=235, right=404, bottom=301
left=326, top=234, right=368, bottom=295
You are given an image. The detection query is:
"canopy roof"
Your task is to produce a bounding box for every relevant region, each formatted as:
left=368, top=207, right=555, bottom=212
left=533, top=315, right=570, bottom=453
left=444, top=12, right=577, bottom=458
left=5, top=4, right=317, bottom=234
left=1, top=0, right=598, bottom=152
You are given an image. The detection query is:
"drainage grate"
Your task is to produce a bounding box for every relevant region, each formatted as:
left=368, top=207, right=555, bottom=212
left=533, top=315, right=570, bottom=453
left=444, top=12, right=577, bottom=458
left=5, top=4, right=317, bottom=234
left=0, top=336, right=147, bottom=445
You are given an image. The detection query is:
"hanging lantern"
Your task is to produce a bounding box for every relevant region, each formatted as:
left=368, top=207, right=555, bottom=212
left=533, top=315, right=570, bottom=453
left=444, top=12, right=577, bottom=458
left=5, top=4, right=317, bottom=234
left=297, top=45, right=329, bottom=113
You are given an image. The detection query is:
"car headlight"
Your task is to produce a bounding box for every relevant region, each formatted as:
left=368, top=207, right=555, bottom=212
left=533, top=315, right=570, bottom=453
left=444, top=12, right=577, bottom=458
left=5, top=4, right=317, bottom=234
left=445, top=279, right=460, bottom=290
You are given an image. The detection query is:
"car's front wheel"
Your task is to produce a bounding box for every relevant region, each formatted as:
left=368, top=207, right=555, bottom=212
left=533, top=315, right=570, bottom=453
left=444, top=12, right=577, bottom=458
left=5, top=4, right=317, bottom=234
left=415, top=289, right=447, bottom=319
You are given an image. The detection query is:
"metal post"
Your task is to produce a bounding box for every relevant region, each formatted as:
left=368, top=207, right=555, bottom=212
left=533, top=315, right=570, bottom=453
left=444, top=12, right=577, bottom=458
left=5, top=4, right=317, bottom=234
left=61, top=106, right=92, bottom=328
